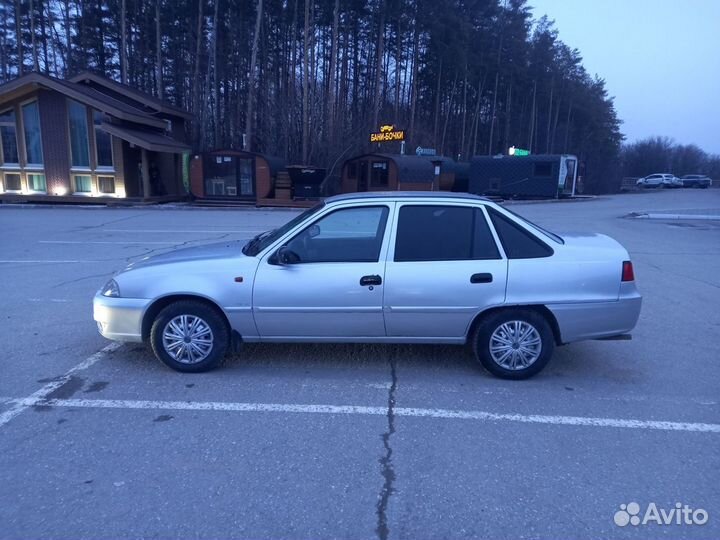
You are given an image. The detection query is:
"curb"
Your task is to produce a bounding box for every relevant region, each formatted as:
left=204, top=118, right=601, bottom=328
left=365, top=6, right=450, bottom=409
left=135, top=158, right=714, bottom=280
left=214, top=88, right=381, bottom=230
left=0, top=202, right=301, bottom=213
left=626, top=212, right=720, bottom=221
left=1, top=196, right=598, bottom=211
left=502, top=196, right=598, bottom=206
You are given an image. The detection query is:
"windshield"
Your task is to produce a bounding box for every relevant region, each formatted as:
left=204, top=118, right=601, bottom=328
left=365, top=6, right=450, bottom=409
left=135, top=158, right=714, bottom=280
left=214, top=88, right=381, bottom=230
left=499, top=205, right=565, bottom=244
left=242, top=202, right=326, bottom=256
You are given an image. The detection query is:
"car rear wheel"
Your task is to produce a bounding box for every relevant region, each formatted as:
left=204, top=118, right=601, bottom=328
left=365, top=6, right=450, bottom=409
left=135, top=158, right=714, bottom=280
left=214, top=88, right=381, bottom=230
left=150, top=300, right=229, bottom=373
left=472, top=310, right=554, bottom=379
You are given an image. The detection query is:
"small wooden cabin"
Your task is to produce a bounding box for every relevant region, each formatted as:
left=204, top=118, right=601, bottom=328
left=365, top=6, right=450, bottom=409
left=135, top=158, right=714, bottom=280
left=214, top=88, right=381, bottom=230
left=340, top=153, right=468, bottom=193
left=190, top=150, right=287, bottom=204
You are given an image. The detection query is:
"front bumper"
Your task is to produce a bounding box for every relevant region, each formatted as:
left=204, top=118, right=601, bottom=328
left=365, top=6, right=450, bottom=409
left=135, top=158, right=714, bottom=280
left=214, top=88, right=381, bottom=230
left=93, top=293, right=152, bottom=342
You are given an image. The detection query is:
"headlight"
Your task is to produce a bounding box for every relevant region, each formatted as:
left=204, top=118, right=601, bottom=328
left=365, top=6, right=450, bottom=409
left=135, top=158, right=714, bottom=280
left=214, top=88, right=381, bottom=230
left=101, top=279, right=121, bottom=298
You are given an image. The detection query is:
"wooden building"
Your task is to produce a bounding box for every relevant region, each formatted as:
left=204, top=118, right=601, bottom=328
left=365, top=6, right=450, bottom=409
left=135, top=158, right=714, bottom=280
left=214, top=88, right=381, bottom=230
left=189, top=150, right=288, bottom=204
left=340, top=153, right=468, bottom=193
left=0, top=72, right=191, bottom=203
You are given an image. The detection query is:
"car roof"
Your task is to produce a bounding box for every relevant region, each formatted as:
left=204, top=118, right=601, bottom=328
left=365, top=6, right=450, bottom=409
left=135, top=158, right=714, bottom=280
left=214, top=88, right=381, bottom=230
left=325, top=191, right=492, bottom=204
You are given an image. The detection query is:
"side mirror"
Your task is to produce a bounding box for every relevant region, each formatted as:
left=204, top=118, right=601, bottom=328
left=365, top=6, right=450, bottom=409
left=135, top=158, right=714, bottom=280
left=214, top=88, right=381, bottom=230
left=273, top=246, right=300, bottom=265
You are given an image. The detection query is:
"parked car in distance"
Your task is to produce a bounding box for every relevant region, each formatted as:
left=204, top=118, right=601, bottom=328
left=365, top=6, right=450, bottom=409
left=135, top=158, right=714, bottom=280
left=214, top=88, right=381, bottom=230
left=662, top=175, right=683, bottom=188
left=680, top=174, right=712, bottom=188
left=94, top=192, right=642, bottom=380
left=635, top=173, right=678, bottom=188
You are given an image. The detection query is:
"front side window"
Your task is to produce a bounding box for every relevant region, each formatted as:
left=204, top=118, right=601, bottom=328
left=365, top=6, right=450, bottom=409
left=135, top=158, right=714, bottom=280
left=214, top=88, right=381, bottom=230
left=93, top=111, right=113, bottom=168
left=285, top=205, right=389, bottom=263
left=27, top=173, right=46, bottom=192
left=68, top=100, right=90, bottom=167
left=0, top=109, right=19, bottom=165
left=488, top=208, right=553, bottom=259
left=22, top=101, right=43, bottom=165
left=394, top=205, right=501, bottom=262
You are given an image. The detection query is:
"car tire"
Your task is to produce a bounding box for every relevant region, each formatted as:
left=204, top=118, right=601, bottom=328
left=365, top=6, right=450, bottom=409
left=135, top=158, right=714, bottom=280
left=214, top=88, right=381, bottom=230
left=150, top=300, right=229, bottom=373
left=472, top=309, right=554, bottom=380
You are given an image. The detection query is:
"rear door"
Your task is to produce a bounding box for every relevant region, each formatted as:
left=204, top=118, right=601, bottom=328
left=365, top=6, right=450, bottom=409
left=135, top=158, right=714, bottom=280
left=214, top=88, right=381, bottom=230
left=383, top=203, right=507, bottom=339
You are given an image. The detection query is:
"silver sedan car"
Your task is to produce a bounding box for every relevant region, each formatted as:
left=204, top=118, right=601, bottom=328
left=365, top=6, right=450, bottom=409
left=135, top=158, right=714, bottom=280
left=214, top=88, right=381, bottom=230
left=94, top=192, right=642, bottom=379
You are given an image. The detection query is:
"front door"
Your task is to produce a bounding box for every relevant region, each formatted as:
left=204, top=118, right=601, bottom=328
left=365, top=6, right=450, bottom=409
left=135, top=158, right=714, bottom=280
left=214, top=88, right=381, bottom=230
left=383, top=204, right=507, bottom=338
left=252, top=204, right=392, bottom=339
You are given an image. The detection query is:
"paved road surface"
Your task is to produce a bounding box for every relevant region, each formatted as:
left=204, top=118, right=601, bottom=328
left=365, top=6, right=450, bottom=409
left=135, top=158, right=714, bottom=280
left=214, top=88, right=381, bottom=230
left=0, top=189, right=718, bottom=539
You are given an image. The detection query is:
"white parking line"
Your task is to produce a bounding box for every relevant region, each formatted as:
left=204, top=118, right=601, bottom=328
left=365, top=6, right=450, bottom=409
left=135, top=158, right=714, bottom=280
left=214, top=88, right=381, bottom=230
left=0, top=260, right=100, bottom=264
left=39, top=240, right=176, bottom=245
left=0, top=342, right=122, bottom=428
left=2, top=395, right=718, bottom=433
left=102, top=229, right=266, bottom=234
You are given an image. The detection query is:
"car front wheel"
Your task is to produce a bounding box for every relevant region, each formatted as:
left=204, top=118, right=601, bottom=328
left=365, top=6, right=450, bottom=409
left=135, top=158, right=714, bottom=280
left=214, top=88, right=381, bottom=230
left=472, top=310, right=554, bottom=379
left=150, top=300, right=229, bottom=373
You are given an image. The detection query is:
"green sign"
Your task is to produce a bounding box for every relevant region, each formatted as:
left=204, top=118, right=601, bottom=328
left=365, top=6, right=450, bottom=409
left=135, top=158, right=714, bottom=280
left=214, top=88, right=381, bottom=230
left=508, top=146, right=530, bottom=156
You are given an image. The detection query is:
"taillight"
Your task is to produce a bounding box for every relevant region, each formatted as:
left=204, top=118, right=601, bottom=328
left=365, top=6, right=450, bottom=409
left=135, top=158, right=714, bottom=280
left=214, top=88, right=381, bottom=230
left=622, top=261, right=635, bottom=282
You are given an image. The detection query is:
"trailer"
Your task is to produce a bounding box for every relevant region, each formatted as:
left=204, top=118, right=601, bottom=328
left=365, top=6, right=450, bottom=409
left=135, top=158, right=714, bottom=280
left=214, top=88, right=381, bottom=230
left=468, top=154, right=578, bottom=198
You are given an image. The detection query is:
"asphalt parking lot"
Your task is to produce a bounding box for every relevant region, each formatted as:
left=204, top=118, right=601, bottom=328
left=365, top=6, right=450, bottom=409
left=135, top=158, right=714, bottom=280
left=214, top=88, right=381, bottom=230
left=1, top=189, right=719, bottom=540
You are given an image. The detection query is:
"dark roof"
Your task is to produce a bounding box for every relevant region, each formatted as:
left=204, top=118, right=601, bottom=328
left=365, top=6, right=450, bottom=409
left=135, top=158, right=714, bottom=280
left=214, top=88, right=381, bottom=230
left=346, top=153, right=435, bottom=183
left=346, top=153, right=470, bottom=183
left=206, top=149, right=287, bottom=176
left=471, top=154, right=575, bottom=163
left=0, top=72, right=167, bottom=129
left=69, top=72, right=192, bottom=119
left=326, top=191, right=490, bottom=203
left=101, top=123, right=190, bottom=153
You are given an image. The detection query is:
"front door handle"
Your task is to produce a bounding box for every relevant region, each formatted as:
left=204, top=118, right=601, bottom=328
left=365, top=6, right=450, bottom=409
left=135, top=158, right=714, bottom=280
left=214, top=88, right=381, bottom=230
left=360, top=275, right=382, bottom=286
left=470, top=273, right=493, bottom=284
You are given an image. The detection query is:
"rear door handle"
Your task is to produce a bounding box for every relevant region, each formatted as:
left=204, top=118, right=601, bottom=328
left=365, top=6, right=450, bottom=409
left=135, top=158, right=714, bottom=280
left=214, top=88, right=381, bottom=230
left=470, top=273, right=493, bottom=284
left=360, top=275, right=382, bottom=286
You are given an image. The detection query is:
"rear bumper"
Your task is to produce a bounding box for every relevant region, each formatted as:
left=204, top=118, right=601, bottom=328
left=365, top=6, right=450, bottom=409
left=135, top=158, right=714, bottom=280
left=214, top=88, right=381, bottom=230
left=93, top=293, right=151, bottom=342
left=547, top=293, right=642, bottom=344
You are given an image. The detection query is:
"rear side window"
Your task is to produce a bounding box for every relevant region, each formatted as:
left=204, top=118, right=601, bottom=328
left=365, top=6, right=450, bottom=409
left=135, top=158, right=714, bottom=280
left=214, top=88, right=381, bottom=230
left=488, top=208, right=553, bottom=259
left=394, top=205, right=500, bottom=262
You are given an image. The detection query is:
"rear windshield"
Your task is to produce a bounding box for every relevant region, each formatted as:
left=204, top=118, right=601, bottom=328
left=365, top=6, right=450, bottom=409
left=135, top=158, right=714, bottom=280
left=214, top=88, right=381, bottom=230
left=497, top=206, right=564, bottom=244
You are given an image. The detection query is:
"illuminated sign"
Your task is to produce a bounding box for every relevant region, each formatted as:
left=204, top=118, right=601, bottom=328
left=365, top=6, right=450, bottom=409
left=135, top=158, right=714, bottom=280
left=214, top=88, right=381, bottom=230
left=415, top=146, right=436, bottom=156
left=508, top=146, right=530, bottom=156
left=370, top=124, right=405, bottom=143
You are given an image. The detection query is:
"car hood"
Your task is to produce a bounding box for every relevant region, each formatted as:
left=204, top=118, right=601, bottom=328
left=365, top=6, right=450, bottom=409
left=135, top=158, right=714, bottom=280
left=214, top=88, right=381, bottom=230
left=125, top=240, right=248, bottom=270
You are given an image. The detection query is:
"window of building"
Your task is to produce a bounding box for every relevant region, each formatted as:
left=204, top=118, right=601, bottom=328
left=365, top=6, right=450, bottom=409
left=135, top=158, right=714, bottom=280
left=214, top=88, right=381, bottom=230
left=285, top=206, right=389, bottom=263
left=93, top=111, right=113, bottom=168
left=74, top=174, right=92, bottom=193
left=347, top=162, right=358, bottom=179
left=27, top=173, right=46, bottom=192
left=22, top=101, right=43, bottom=165
left=487, top=208, right=553, bottom=259
left=533, top=162, right=553, bottom=177
left=394, top=205, right=501, bottom=262
left=97, top=176, right=115, bottom=194
left=4, top=173, right=22, bottom=192
left=68, top=100, right=90, bottom=168
left=370, top=161, right=389, bottom=187
left=0, top=109, right=19, bottom=165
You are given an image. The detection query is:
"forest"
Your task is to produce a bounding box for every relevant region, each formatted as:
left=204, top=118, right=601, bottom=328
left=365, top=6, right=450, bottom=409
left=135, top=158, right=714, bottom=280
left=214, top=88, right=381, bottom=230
left=2, top=0, right=709, bottom=193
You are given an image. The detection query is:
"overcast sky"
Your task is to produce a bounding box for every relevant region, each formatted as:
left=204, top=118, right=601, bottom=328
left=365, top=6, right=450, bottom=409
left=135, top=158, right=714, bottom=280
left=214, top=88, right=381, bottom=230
left=528, top=0, right=720, bottom=155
